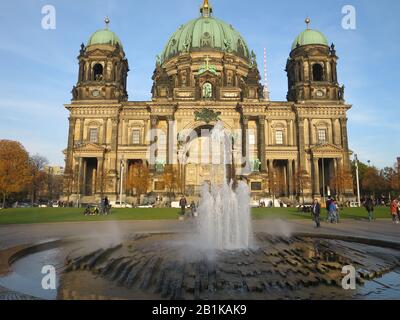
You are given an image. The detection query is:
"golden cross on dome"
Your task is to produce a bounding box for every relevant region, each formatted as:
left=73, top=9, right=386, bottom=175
left=205, top=56, right=210, bottom=69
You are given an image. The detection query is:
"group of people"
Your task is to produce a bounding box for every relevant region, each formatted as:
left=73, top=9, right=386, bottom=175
left=312, top=196, right=400, bottom=228
left=326, top=197, right=340, bottom=224
left=83, top=197, right=110, bottom=216
left=391, top=199, right=400, bottom=224
left=311, top=197, right=340, bottom=228
left=179, top=195, right=197, bottom=218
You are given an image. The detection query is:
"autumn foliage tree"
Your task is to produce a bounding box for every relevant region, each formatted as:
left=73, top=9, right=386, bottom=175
left=295, top=170, right=312, bottom=204
left=163, top=164, right=183, bottom=199
left=29, top=154, right=49, bottom=205
left=126, top=161, right=150, bottom=205
left=330, top=166, right=353, bottom=200
left=0, top=140, right=31, bottom=208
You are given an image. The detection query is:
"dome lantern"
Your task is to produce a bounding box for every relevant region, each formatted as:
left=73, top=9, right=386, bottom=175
left=200, top=0, right=213, bottom=17
left=87, top=17, right=123, bottom=48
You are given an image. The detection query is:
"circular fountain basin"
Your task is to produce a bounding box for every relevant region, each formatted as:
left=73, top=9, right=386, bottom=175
left=2, top=232, right=399, bottom=300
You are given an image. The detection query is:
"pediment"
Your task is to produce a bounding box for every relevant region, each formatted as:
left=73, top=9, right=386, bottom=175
left=311, top=143, right=343, bottom=154
left=75, top=142, right=105, bottom=152
left=196, top=69, right=220, bottom=77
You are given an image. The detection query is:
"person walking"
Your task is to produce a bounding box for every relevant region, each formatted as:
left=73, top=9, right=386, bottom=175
left=312, top=199, right=321, bottom=228
left=104, top=196, right=110, bottom=215
left=190, top=201, right=196, bottom=217
left=327, top=200, right=336, bottom=223
left=365, top=197, right=375, bottom=222
left=326, top=196, right=333, bottom=222
left=179, top=195, right=187, bottom=216
left=333, top=200, right=340, bottom=223
left=391, top=199, right=399, bottom=224
left=397, top=198, right=400, bottom=222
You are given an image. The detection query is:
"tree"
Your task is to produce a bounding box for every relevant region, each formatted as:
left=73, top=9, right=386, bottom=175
left=29, top=154, right=49, bottom=205
left=0, top=140, right=31, bottom=208
left=331, top=166, right=353, bottom=201
left=361, top=166, right=386, bottom=196
left=63, top=168, right=74, bottom=203
left=126, top=161, right=150, bottom=205
left=269, top=166, right=286, bottom=203
left=163, top=164, right=183, bottom=199
left=295, top=170, right=311, bottom=204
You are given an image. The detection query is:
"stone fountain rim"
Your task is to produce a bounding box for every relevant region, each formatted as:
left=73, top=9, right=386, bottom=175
left=2, top=231, right=400, bottom=274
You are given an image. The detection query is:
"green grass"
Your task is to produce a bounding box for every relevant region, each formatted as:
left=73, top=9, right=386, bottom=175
left=0, top=207, right=181, bottom=225
left=253, top=206, right=392, bottom=221
left=0, top=206, right=393, bottom=225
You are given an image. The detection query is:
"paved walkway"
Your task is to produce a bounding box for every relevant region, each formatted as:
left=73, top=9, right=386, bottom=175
left=0, top=218, right=399, bottom=250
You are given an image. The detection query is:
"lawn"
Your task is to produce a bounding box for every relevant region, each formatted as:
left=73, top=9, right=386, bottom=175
left=253, top=206, right=392, bottom=220
left=0, top=206, right=393, bottom=225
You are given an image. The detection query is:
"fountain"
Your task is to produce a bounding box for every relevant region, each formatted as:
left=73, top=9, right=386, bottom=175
left=196, top=121, right=252, bottom=250
left=2, top=127, right=400, bottom=300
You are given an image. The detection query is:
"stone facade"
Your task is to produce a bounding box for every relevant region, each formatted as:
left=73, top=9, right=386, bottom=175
left=63, top=4, right=354, bottom=204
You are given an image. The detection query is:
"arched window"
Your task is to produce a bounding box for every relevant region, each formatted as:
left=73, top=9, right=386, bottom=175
left=312, top=64, right=324, bottom=81
left=93, top=63, right=103, bottom=81
left=202, top=82, right=213, bottom=99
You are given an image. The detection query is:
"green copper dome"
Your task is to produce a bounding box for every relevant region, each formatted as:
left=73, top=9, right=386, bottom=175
left=291, top=29, right=329, bottom=51
left=160, top=13, right=250, bottom=63
left=87, top=20, right=123, bottom=48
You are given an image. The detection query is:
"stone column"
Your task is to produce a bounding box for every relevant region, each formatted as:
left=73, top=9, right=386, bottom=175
left=313, top=158, right=320, bottom=196
left=298, top=118, right=306, bottom=170
left=258, top=116, right=266, bottom=172
left=294, top=159, right=299, bottom=196
left=97, top=157, right=104, bottom=197
left=124, top=119, right=129, bottom=145
left=308, top=118, right=314, bottom=146
left=333, top=158, right=338, bottom=194
left=289, top=120, right=294, bottom=146
left=339, top=117, right=351, bottom=170
left=102, top=118, right=108, bottom=145
left=79, top=118, right=85, bottom=143
left=82, top=159, right=87, bottom=196
left=288, top=160, right=293, bottom=197
left=67, top=117, right=76, bottom=150
left=110, top=118, right=119, bottom=174
left=111, top=118, right=118, bottom=151
left=77, top=157, right=83, bottom=195
left=166, top=115, right=175, bottom=165
left=150, top=116, right=159, bottom=171
left=242, top=116, right=249, bottom=171
left=268, top=159, right=274, bottom=195
left=66, top=117, right=76, bottom=173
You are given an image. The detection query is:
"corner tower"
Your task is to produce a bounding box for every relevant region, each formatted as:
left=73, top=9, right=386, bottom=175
left=286, top=19, right=343, bottom=102
left=72, top=18, right=129, bottom=102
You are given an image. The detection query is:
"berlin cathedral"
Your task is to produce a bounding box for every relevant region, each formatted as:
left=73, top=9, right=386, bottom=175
left=63, top=0, right=354, bottom=204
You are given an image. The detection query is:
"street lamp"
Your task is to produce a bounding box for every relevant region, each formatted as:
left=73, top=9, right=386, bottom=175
left=354, top=154, right=361, bottom=207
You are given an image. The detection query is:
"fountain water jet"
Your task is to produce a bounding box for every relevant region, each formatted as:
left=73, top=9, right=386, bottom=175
left=196, top=121, right=253, bottom=250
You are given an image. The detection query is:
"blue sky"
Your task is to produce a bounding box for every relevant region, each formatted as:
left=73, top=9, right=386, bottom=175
left=0, top=0, right=399, bottom=168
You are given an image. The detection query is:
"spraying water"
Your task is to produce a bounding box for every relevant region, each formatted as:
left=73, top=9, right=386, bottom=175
left=197, top=122, right=253, bottom=250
